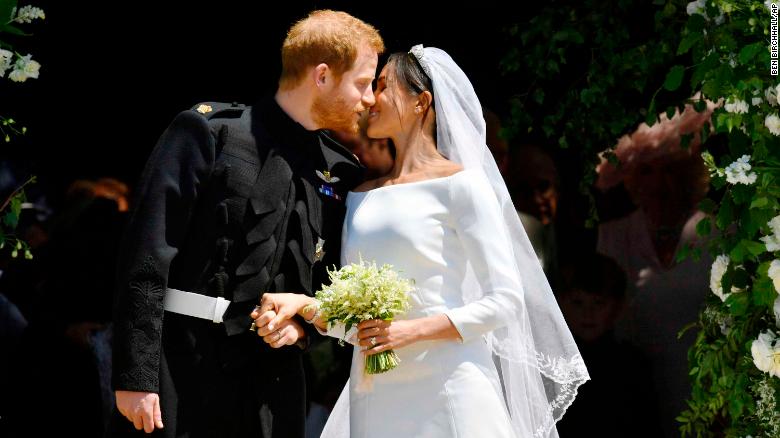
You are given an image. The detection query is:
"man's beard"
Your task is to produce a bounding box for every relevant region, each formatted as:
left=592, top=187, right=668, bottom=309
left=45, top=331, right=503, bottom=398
left=312, top=91, right=361, bottom=133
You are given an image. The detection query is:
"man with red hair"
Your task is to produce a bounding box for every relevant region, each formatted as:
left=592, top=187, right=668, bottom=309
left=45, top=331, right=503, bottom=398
left=111, top=10, right=383, bottom=438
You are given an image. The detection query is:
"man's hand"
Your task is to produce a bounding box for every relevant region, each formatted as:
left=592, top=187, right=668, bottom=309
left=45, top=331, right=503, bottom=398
left=115, top=390, right=164, bottom=433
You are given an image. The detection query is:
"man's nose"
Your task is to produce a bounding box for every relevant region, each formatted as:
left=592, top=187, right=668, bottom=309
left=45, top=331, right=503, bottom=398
left=363, top=90, right=376, bottom=108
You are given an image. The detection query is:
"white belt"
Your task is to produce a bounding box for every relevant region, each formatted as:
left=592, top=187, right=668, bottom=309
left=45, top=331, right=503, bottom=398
left=163, top=288, right=231, bottom=323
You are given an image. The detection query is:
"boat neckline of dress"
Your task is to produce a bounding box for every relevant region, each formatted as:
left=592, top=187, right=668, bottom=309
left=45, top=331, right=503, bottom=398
left=348, top=170, right=469, bottom=195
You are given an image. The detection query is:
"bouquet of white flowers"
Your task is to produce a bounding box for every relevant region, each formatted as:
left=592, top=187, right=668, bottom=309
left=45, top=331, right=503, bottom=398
left=315, top=258, right=414, bottom=374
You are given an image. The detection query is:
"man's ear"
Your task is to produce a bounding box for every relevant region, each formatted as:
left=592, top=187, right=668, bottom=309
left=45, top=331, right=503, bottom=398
left=313, top=63, right=329, bottom=88
left=417, top=90, right=433, bottom=111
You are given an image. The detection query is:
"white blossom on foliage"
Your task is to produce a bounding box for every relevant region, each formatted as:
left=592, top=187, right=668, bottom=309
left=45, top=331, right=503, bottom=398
left=8, top=54, right=40, bottom=82
left=766, top=114, right=780, bottom=136
left=761, top=216, right=780, bottom=252
left=769, top=260, right=780, bottom=293
left=710, top=255, right=744, bottom=301
left=724, top=98, right=749, bottom=114
left=0, top=49, right=12, bottom=77
left=13, top=6, right=45, bottom=24
left=751, top=330, right=780, bottom=378
left=753, top=377, right=780, bottom=437
left=724, top=155, right=757, bottom=185
left=774, top=295, right=780, bottom=328
left=766, top=0, right=779, bottom=12
left=766, top=86, right=780, bottom=106
left=687, top=0, right=706, bottom=15
left=752, top=96, right=763, bottom=106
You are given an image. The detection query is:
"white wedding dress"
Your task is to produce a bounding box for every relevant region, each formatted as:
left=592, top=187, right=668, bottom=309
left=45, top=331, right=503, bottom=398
left=322, top=169, right=520, bottom=438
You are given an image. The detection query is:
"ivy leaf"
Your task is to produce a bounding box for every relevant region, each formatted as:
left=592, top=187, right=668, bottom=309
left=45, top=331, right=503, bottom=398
left=696, top=217, right=711, bottom=238
left=677, top=33, right=701, bottom=55
left=744, top=240, right=765, bottom=257
left=750, top=197, right=769, bottom=209
left=738, top=43, right=763, bottom=65
left=725, top=291, right=748, bottom=316
left=646, top=99, right=658, bottom=126
left=729, top=241, right=746, bottom=263
left=664, top=65, right=685, bottom=91
left=698, top=198, right=717, bottom=214
left=752, top=276, right=776, bottom=308
left=2, top=210, right=18, bottom=229
left=716, top=197, right=734, bottom=230
left=731, top=184, right=753, bottom=205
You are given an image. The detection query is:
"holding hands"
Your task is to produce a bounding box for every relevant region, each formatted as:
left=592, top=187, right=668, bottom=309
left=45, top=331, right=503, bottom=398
left=250, top=293, right=311, bottom=348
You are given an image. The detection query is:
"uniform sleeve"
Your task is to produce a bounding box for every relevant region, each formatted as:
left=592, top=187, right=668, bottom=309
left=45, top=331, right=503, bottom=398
left=112, top=110, right=216, bottom=392
left=443, top=171, right=525, bottom=343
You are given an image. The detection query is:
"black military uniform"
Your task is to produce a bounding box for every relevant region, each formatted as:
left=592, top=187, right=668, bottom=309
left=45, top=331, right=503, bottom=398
left=110, top=97, right=363, bottom=438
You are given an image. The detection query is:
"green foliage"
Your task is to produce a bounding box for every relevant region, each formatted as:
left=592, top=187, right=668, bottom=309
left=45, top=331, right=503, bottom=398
left=503, top=0, right=780, bottom=436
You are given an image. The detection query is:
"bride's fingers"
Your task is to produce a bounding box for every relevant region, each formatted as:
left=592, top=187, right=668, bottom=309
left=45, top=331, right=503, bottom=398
left=358, top=335, right=389, bottom=348
left=357, top=319, right=389, bottom=330
left=362, top=340, right=390, bottom=355
left=357, top=326, right=385, bottom=339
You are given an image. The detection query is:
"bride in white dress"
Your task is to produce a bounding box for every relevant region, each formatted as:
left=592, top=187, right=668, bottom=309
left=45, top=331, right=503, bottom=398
left=252, top=45, right=589, bottom=438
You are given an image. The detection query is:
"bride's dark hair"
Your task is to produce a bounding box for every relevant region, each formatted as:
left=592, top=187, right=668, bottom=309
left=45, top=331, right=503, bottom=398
left=386, top=52, right=436, bottom=138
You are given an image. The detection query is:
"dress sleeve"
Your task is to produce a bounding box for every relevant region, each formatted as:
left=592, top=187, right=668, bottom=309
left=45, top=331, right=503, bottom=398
left=443, top=171, right=525, bottom=343
left=112, top=110, right=216, bottom=393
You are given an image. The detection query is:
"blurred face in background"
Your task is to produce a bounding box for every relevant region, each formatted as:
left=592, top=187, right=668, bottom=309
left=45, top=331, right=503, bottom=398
left=509, top=145, right=559, bottom=225
left=559, top=289, right=622, bottom=343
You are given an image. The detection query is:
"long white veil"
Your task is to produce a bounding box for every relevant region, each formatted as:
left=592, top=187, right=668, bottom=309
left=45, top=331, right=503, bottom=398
left=321, top=45, right=589, bottom=438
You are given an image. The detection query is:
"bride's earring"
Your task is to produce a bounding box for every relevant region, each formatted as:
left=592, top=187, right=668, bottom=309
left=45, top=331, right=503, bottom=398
left=414, top=106, right=422, bottom=114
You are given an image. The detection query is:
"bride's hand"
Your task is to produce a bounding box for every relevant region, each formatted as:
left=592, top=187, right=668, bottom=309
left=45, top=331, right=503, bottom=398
left=250, top=293, right=312, bottom=335
left=357, top=319, right=419, bottom=355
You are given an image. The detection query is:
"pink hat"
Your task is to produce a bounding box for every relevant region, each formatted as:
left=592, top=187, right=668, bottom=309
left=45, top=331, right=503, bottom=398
left=595, top=99, right=718, bottom=190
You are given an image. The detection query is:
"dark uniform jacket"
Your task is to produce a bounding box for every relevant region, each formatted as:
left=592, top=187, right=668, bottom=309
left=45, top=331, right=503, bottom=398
left=111, top=97, right=363, bottom=438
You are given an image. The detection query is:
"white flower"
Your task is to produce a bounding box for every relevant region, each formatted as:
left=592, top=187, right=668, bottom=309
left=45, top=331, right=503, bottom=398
left=724, top=155, right=757, bottom=185
left=763, top=234, right=780, bottom=252
left=774, top=295, right=780, bottom=328
left=752, top=96, right=763, bottom=106
left=13, top=6, right=45, bottom=24
left=751, top=330, right=780, bottom=378
left=767, top=0, right=779, bottom=12
left=724, top=98, right=749, bottom=114
left=766, top=86, right=780, bottom=106
left=0, top=49, right=12, bottom=77
left=710, top=255, right=734, bottom=301
left=770, top=260, right=780, bottom=293
left=766, top=114, right=780, bottom=136
left=687, top=0, right=706, bottom=15
left=762, top=216, right=780, bottom=251
left=8, top=54, right=40, bottom=83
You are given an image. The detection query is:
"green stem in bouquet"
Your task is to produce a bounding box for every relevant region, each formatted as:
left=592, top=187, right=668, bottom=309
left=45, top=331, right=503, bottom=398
left=365, top=349, right=402, bottom=374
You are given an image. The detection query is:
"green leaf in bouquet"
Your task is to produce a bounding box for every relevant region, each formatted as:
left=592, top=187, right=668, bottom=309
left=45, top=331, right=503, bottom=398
left=1, top=25, right=30, bottom=37
left=698, top=198, right=717, bottom=214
